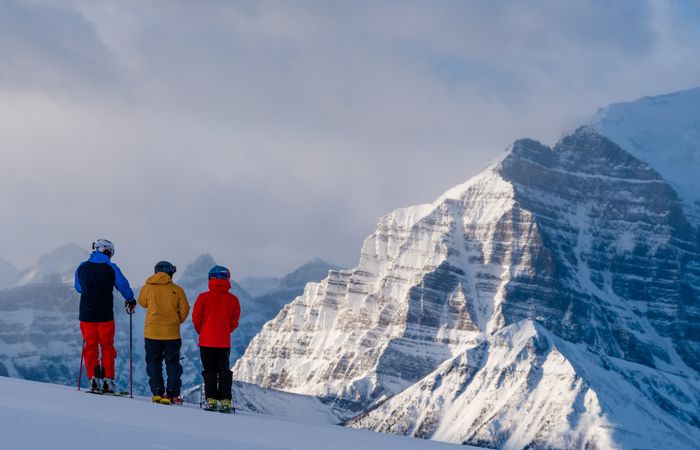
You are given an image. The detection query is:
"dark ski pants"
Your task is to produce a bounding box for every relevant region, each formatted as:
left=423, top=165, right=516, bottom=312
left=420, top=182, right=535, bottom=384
left=145, top=338, right=183, bottom=397
left=200, top=347, right=232, bottom=401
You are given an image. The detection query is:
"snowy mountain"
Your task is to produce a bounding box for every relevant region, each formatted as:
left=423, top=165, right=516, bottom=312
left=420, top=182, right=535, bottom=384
left=347, top=320, right=700, bottom=449
left=591, top=86, right=700, bottom=223
left=233, top=127, right=700, bottom=448
left=0, top=282, right=81, bottom=380
left=15, top=243, right=88, bottom=286
left=0, top=376, right=471, bottom=450
left=0, top=257, right=19, bottom=289
left=239, top=257, right=344, bottom=333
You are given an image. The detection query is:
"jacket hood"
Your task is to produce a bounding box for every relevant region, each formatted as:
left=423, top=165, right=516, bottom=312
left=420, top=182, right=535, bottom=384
left=146, top=272, right=173, bottom=285
left=208, top=278, right=231, bottom=292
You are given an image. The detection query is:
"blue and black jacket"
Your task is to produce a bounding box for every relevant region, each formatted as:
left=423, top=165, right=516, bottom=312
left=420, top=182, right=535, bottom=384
left=74, top=252, right=135, bottom=322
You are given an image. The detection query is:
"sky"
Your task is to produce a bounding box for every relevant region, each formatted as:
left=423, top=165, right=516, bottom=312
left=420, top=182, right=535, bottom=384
left=1, top=0, right=699, bottom=280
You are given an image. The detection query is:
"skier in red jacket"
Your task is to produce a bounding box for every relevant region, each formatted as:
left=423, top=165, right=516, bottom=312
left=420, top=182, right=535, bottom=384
left=192, top=265, right=241, bottom=412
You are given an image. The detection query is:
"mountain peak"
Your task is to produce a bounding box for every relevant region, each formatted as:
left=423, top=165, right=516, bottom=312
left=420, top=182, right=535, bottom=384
left=16, top=243, right=89, bottom=286
left=178, top=253, right=217, bottom=286
left=502, top=127, right=662, bottom=182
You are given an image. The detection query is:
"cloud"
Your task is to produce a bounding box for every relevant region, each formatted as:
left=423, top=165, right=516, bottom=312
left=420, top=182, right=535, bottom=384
left=0, top=0, right=698, bottom=279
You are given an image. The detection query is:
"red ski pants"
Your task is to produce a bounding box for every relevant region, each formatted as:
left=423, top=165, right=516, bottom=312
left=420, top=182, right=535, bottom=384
left=80, top=320, right=117, bottom=379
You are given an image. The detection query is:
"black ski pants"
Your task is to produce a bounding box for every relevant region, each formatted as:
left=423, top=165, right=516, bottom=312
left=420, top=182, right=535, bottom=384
left=145, top=338, right=183, bottom=397
left=200, top=346, right=232, bottom=401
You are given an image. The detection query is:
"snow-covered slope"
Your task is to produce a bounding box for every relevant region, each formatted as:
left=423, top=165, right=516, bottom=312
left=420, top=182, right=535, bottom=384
left=591, top=86, right=700, bottom=223
left=183, top=379, right=340, bottom=425
left=233, top=127, right=700, bottom=448
left=0, top=257, right=19, bottom=289
left=0, top=376, right=471, bottom=450
left=347, top=320, right=700, bottom=449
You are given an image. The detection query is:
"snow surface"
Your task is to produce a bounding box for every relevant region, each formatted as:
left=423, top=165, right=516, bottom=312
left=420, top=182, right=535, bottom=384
left=0, top=376, right=473, bottom=450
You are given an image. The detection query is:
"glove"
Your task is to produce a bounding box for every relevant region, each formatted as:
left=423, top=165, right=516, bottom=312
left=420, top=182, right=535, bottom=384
left=125, top=299, right=137, bottom=314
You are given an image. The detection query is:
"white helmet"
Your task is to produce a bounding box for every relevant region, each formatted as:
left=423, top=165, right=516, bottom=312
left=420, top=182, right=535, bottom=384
left=92, top=239, right=115, bottom=256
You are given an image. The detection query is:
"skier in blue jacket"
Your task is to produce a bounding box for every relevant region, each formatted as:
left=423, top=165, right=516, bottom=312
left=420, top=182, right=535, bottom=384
left=74, top=239, right=136, bottom=393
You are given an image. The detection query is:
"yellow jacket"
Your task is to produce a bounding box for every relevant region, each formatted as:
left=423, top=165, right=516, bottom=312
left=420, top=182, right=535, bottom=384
left=138, top=272, right=190, bottom=340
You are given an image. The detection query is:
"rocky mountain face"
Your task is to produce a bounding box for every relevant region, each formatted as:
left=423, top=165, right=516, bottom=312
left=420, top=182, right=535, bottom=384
left=347, top=320, right=700, bottom=449
left=239, top=258, right=344, bottom=331
left=233, top=126, right=700, bottom=448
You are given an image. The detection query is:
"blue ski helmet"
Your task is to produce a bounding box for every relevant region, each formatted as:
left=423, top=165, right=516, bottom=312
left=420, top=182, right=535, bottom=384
left=208, top=265, right=230, bottom=280
left=154, top=260, right=176, bottom=276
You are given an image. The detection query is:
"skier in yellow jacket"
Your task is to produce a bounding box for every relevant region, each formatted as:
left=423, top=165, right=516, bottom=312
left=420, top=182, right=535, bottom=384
left=138, top=261, right=190, bottom=404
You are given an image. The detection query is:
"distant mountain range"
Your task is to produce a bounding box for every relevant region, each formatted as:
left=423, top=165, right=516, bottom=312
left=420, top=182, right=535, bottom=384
left=0, top=249, right=341, bottom=396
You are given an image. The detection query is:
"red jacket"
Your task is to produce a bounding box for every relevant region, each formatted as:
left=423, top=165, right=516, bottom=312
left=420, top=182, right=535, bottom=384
left=192, top=279, right=241, bottom=348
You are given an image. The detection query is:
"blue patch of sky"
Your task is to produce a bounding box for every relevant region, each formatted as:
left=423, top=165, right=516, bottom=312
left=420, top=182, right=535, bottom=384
left=394, top=41, right=522, bottom=99
left=672, top=1, right=700, bottom=40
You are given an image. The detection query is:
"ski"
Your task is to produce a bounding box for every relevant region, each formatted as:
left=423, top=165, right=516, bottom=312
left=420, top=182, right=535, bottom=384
left=85, top=390, right=129, bottom=397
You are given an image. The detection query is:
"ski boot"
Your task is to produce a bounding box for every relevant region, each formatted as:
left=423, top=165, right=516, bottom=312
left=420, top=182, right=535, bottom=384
left=163, top=391, right=183, bottom=405
left=102, top=378, right=116, bottom=394
left=159, top=396, right=172, bottom=405
left=151, top=395, right=162, bottom=403
left=204, top=398, right=218, bottom=411
left=89, top=377, right=101, bottom=393
left=220, top=399, right=233, bottom=413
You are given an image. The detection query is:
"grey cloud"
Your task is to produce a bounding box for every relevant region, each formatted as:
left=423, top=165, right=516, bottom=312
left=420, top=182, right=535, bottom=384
left=0, top=0, right=122, bottom=95
left=0, top=0, right=698, bottom=279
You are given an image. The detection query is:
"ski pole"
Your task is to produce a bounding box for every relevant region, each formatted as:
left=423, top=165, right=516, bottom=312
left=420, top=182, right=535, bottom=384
left=129, top=310, right=133, bottom=399
left=77, top=339, right=85, bottom=390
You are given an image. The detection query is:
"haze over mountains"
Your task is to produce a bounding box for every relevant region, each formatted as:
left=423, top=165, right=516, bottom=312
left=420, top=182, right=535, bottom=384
left=0, top=258, right=19, bottom=290
left=591, top=86, right=700, bottom=223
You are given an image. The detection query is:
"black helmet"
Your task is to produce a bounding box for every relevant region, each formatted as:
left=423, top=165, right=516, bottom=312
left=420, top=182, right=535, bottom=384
left=154, top=260, right=176, bottom=276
